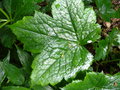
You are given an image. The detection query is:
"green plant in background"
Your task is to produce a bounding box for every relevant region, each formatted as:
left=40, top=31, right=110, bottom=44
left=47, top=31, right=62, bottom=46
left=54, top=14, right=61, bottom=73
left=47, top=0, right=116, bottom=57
left=0, top=0, right=43, bottom=48
left=95, top=0, right=120, bottom=21
left=0, top=0, right=120, bottom=90
left=63, top=72, right=120, bottom=90
left=0, top=8, right=11, bottom=28
left=95, top=28, right=120, bottom=61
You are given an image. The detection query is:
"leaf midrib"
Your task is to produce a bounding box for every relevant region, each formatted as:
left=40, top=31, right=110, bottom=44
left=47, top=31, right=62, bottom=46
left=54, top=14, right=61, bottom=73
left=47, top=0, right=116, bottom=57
left=65, top=0, right=80, bottom=44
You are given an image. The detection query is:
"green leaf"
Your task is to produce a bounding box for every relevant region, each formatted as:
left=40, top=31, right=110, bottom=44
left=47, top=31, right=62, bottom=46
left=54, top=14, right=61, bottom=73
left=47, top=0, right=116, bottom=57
left=3, top=51, right=10, bottom=63
left=32, top=85, right=53, bottom=90
left=52, top=0, right=101, bottom=45
left=95, top=0, right=119, bottom=21
left=3, top=62, right=25, bottom=85
left=95, top=39, right=109, bottom=61
left=3, top=0, right=39, bottom=21
left=10, top=0, right=101, bottom=86
left=0, top=28, right=16, bottom=48
left=16, top=46, right=32, bottom=73
left=0, top=62, right=5, bottom=85
left=109, top=28, right=120, bottom=45
left=95, top=28, right=120, bottom=61
left=31, top=45, right=93, bottom=85
left=62, top=72, right=120, bottom=90
left=0, top=51, right=10, bottom=85
left=2, top=86, right=30, bottom=90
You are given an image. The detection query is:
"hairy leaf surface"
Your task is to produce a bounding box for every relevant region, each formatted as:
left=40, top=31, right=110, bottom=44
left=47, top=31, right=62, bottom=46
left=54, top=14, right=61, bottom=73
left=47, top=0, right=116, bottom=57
left=10, top=0, right=101, bottom=86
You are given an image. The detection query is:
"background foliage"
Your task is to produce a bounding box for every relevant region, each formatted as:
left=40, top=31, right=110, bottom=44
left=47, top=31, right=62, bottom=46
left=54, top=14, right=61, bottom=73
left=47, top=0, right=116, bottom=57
left=0, top=0, right=120, bottom=90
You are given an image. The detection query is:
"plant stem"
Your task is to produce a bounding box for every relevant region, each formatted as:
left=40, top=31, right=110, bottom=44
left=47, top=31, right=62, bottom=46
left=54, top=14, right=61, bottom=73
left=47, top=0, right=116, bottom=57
left=0, top=19, right=8, bottom=22
left=0, top=8, right=13, bottom=28
left=0, top=8, right=10, bottom=20
left=0, top=20, right=10, bottom=28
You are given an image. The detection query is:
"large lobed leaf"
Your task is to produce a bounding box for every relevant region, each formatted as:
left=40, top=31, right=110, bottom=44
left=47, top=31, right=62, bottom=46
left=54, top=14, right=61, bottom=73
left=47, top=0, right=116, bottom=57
left=10, top=0, right=101, bottom=86
left=62, top=72, right=120, bottom=90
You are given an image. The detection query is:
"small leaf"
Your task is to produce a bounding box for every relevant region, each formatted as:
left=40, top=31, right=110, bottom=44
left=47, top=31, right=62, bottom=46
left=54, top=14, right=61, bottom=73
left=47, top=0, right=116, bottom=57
left=0, top=62, right=5, bottom=85
left=3, top=51, right=10, bottom=63
left=0, top=51, right=10, bottom=85
left=95, top=28, right=120, bottom=61
left=3, top=62, right=25, bottom=85
left=10, top=0, right=101, bottom=86
left=2, top=86, right=30, bottom=90
left=95, top=39, right=109, bottom=61
left=109, top=28, right=120, bottom=45
left=62, top=72, right=120, bottom=90
left=3, top=0, right=40, bottom=21
left=95, top=0, right=119, bottom=21
left=16, top=46, right=32, bottom=73
left=0, top=28, right=16, bottom=48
